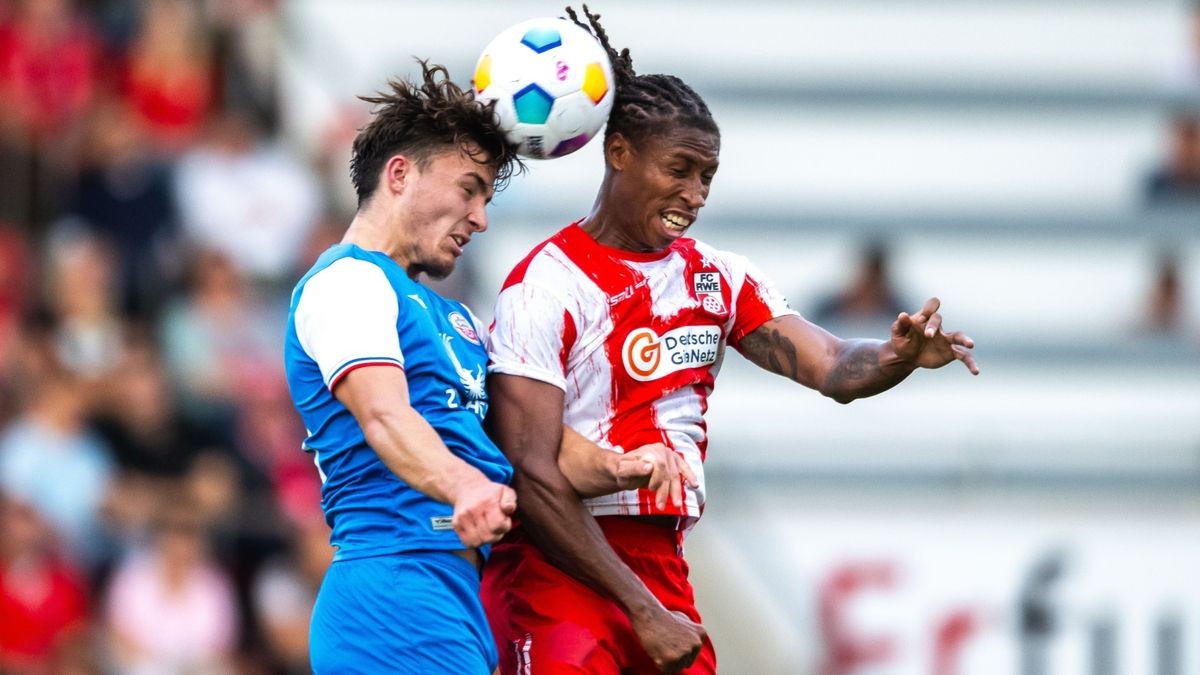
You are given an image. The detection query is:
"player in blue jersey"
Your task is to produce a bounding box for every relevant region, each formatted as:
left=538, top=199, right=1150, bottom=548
left=284, top=62, right=694, bottom=674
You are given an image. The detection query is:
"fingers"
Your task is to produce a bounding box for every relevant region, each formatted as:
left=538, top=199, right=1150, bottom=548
left=891, top=311, right=912, bottom=338
left=497, top=485, right=517, bottom=515
left=948, top=330, right=975, bottom=349
left=679, top=458, right=698, bottom=490
left=453, top=484, right=516, bottom=547
left=614, top=456, right=655, bottom=483
left=622, top=444, right=697, bottom=510
left=916, top=296, right=940, bottom=321
left=925, top=312, right=942, bottom=338
left=953, top=344, right=980, bottom=375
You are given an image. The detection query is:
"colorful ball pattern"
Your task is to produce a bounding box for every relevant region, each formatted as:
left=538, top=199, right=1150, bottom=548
left=473, top=17, right=614, bottom=159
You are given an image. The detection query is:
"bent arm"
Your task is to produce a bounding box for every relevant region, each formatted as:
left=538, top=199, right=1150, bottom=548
left=335, top=366, right=514, bottom=546
left=736, top=314, right=916, bottom=404
left=336, top=366, right=492, bottom=502
left=489, top=373, right=667, bottom=618
left=557, top=425, right=623, bottom=497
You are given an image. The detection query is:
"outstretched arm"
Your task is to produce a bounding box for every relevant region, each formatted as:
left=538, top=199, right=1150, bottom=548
left=489, top=373, right=706, bottom=672
left=737, top=297, right=978, bottom=404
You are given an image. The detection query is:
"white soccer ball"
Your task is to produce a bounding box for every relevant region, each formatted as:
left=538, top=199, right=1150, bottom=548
left=473, top=17, right=615, bottom=159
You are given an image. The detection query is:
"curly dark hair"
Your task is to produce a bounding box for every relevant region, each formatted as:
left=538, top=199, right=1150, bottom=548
left=564, top=5, right=719, bottom=147
left=349, top=60, right=523, bottom=208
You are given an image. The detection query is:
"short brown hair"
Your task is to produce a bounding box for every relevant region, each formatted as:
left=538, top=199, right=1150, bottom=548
left=350, top=60, right=523, bottom=208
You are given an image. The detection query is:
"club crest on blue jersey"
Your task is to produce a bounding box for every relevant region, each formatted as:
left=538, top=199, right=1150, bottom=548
left=440, top=334, right=488, bottom=419
left=448, top=311, right=481, bottom=345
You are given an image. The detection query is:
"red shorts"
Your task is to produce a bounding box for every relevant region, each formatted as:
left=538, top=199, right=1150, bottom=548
left=481, top=516, right=717, bottom=674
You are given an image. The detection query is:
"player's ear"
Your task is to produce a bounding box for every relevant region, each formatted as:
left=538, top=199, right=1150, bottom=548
left=383, top=154, right=412, bottom=196
left=605, top=133, right=632, bottom=171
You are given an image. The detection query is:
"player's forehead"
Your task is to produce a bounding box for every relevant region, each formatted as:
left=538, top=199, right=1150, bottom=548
left=425, top=142, right=498, bottom=186
left=642, top=125, right=720, bottom=167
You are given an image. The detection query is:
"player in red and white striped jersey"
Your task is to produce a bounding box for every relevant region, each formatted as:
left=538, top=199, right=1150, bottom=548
left=481, top=7, right=979, bottom=674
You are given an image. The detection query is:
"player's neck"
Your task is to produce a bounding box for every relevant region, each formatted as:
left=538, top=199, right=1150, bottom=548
left=343, top=210, right=402, bottom=263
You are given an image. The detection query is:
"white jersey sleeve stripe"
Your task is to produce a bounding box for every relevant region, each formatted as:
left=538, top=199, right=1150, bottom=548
left=295, top=257, right=405, bottom=389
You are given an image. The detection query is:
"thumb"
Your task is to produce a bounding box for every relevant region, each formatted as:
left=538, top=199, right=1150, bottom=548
left=616, top=457, right=655, bottom=480
left=497, top=486, right=517, bottom=514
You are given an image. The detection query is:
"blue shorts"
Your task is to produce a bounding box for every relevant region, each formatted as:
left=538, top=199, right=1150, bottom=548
left=309, top=551, right=496, bottom=674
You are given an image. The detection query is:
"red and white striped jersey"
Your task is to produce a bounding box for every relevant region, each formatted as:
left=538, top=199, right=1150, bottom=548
left=489, top=223, right=796, bottom=528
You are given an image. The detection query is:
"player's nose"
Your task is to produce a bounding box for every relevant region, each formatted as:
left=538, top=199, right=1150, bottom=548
left=468, top=203, right=488, bottom=232
left=681, top=178, right=707, bottom=210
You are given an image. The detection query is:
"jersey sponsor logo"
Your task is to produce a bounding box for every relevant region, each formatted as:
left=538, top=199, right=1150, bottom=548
left=430, top=516, right=453, bottom=531
left=448, top=311, right=481, bottom=345
left=622, top=325, right=721, bottom=381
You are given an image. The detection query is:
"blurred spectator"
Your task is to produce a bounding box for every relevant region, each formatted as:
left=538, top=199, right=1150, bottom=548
left=0, top=366, right=114, bottom=569
left=118, top=0, right=215, bottom=152
left=0, top=494, right=94, bottom=674
left=233, top=372, right=314, bottom=529
left=158, top=247, right=283, bottom=430
left=0, top=225, right=31, bottom=384
left=67, top=101, right=180, bottom=318
left=251, top=515, right=332, bottom=674
left=1145, top=114, right=1200, bottom=204
left=104, top=497, right=239, bottom=675
left=92, top=342, right=234, bottom=543
left=42, top=227, right=126, bottom=381
left=174, top=110, right=322, bottom=284
left=207, top=0, right=282, bottom=133
left=810, top=240, right=907, bottom=331
left=0, top=0, right=101, bottom=232
left=0, top=0, right=99, bottom=140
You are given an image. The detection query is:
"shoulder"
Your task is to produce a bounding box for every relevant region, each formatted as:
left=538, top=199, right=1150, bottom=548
left=296, top=249, right=399, bottom=304
left=500, top=226, right=582, bottom=291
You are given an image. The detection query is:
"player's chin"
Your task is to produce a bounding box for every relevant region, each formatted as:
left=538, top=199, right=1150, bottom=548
left=423, top=257, right=457, bottom=280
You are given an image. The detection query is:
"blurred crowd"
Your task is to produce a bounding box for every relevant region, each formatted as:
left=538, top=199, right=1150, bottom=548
left=0, top=0, right=340, bottom=672
left=0, top=0, right=1198, bottom=674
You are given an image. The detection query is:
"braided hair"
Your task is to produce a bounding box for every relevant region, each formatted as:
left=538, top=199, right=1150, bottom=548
left=350, top=60, right=523, bottom=208
left=564, top=5, right=719, bottom=148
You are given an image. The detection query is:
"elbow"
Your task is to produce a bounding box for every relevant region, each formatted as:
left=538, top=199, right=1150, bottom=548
left=827, top=390, right=856, bottom=405
left=510, top=461, right=577, bottom=513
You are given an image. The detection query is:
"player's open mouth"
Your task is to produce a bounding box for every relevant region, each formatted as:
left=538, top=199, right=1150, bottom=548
left=661, top=212, right=692, bottom=233
left=450, top=234, right=469, bottom=255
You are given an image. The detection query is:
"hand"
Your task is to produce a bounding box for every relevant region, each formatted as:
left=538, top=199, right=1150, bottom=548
left=890, top=297, right=979, bottom=375
left=451, top=480, right=517, bottom=547
left=630, top=607, right=706, bottom=673
left=614, top=443, right=699, bottom=509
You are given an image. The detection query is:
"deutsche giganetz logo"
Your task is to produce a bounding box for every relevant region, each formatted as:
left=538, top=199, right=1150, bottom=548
left=621, top=325, right=721, bottom=382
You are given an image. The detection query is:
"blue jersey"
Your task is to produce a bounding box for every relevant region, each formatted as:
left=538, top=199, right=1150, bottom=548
left=284, top=243, right=512, bottom=561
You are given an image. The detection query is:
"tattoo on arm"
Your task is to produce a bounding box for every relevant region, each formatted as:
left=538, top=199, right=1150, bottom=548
left=824, top=340, right=880, bottom=390
left=739, top=326, right=801, bottom=381
left=823, top=339, right=911, bottom=401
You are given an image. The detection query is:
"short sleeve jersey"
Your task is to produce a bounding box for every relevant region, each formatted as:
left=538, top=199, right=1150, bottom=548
left=284, top=244, right=512, bottom=560
left=489, top=223, right=795, bottom=527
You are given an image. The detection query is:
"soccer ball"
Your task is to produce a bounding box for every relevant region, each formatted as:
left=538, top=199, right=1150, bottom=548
left=473, top=17, right=614, bottom=159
